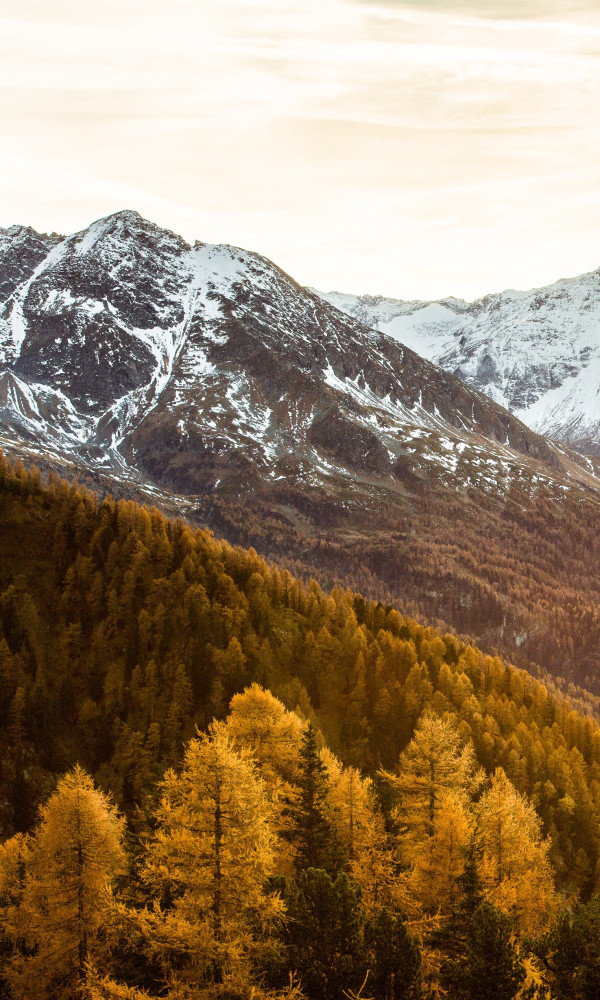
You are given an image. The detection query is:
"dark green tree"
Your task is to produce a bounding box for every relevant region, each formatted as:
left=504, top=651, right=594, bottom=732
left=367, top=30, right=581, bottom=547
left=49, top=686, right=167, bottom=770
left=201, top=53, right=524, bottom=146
left=456, top=840, right=486, bottom=915
left=275, top=868, right=367, bottom=1000
left=292, top=723, right=335, bottom=872
left=535, top=894, right=600, bottom=999
left=365, top=907, right=421, bottom=1000
left=463, top=903, right=525, bottom=1000
left=431, top=840, right=485, bottom=996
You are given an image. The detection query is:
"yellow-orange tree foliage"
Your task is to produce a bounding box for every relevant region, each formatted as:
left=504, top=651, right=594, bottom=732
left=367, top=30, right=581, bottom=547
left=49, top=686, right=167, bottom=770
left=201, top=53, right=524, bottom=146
left=0, top=766, right=126, bottom=1000
left=139, top=728, right=284, bottom=990
left=383, top=715, right=482, bottom=915
left=212, top=684, right=304, bottom=875
left=477, top=767, right=558, bottom=935
left=321, top=748, right=396, bottom=915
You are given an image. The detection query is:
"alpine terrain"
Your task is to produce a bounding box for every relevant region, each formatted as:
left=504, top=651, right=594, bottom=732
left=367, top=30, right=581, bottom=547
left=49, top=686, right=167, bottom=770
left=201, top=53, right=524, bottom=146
left=320, top=269, right=600, bottom=456
left=3, top=212, right=600, bottom=691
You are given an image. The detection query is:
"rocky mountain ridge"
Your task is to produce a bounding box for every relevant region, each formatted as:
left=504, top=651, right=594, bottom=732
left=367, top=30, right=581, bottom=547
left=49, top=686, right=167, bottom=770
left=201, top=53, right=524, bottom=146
left=0, top=210, right=594, bottom=502
left=4, top=212, right=600, bottom=691
left=319, top=267, right=600, bottom=455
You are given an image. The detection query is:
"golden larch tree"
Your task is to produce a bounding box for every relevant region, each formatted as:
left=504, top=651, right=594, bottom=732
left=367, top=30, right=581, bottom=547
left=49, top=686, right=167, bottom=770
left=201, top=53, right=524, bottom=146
left=214, top=684, right=303, bottom=789
left=382, top=714, right=482, bottom=915
left=409, top=790, right=473, bottom=913
left=476, top=767, right=557, bottom=935
left=321, top=748, right=396, bottom=915
left=140, top=728, right=284, bottom=991
left=1, top=765, right=126, bottom=1000
left=213, top=684, right=304, bottom=875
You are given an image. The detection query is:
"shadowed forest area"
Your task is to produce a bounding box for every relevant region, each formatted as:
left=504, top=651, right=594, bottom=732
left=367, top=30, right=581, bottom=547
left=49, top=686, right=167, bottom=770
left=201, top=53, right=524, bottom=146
left=1, top=456, right=600, bottom=997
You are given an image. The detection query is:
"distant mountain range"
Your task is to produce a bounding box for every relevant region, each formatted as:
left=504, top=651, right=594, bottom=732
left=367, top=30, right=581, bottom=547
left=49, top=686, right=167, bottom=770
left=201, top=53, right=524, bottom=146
left=319, top=268, right=600, bottom=456
left=3, top=211, right=600, bottom=691
left=0, top=211, right=591, bottom=496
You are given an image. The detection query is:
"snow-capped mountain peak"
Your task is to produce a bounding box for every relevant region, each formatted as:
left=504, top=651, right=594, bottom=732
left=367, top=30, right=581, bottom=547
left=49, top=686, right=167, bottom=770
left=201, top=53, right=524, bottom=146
left=0, top=211, right=596, bottom=518
left=319, top=267, right=600, bottom=455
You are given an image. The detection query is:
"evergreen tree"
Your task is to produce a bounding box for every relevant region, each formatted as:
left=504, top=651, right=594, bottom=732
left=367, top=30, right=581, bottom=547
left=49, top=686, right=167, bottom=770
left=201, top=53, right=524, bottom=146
left=462, top=902, right=525, bottom=1000
left=365, top=907, right=421, bottom=1000
left=275, top=868, right=366, bottom=1000
left=291, top=723, right=335, bottom=873
left=432, top=840, right=486, bottom=997
left=535, top=894, right=600, bottom=999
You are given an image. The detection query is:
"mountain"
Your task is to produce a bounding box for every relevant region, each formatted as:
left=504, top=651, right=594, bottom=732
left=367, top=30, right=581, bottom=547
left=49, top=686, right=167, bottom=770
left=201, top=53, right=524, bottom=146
left=0, top=210, right=567, bottom=486
left=319, top=268, right=600, bottom=456
left=4, top=212, right=600, bottom=691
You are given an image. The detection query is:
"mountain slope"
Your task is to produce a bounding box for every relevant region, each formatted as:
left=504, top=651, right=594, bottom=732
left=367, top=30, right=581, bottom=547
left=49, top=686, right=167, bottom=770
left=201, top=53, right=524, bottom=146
left=320, top=268, right=600, bottom=455
left=1, top=458, right=600, bottom=911
left=0, top=210, right=566, bottom=486
left=3, top=214, right=600, bottom=691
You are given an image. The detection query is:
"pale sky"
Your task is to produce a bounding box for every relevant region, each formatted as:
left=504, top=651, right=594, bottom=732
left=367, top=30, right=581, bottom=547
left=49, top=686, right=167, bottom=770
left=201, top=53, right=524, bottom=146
left=1, top=0, right=600, bottom=299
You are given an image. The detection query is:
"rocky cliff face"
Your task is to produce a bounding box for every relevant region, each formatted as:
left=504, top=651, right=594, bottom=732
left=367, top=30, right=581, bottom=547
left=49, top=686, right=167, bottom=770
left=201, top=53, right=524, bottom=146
left=319, top=268, right=600, bottom=455
left=0, top=210, right=586, bottom=507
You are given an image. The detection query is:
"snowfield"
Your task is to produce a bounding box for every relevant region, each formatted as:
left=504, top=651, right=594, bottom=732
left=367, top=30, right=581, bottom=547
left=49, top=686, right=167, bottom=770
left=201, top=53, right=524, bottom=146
left=319, top=267, right=600, bottom=454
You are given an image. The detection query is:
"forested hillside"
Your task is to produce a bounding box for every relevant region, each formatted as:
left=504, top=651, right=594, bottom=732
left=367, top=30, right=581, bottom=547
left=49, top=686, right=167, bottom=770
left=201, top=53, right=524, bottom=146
left=1, top=692, right=580, bottom=1000
left=199, top=477, right=600, bottom=698
left=2, top=457, right=600, bottom=997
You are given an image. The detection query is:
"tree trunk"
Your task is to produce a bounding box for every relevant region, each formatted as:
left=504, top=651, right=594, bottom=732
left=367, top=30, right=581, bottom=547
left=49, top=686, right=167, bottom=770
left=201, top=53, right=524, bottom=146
left=213, top=770, right=223, bottom=983
left=76, top=806, right=88, bottom=979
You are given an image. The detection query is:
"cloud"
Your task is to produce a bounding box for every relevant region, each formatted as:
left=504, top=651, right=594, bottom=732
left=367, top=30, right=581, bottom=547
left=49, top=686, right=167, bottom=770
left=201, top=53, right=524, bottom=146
left=357, top=0, right=599, bottom=19
left=1, top=0, right=600, bottom=298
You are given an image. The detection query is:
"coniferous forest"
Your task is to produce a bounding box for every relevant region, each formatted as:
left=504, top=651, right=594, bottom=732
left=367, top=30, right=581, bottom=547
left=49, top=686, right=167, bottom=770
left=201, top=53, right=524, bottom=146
left=2, top=456, right=600, bottom=999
